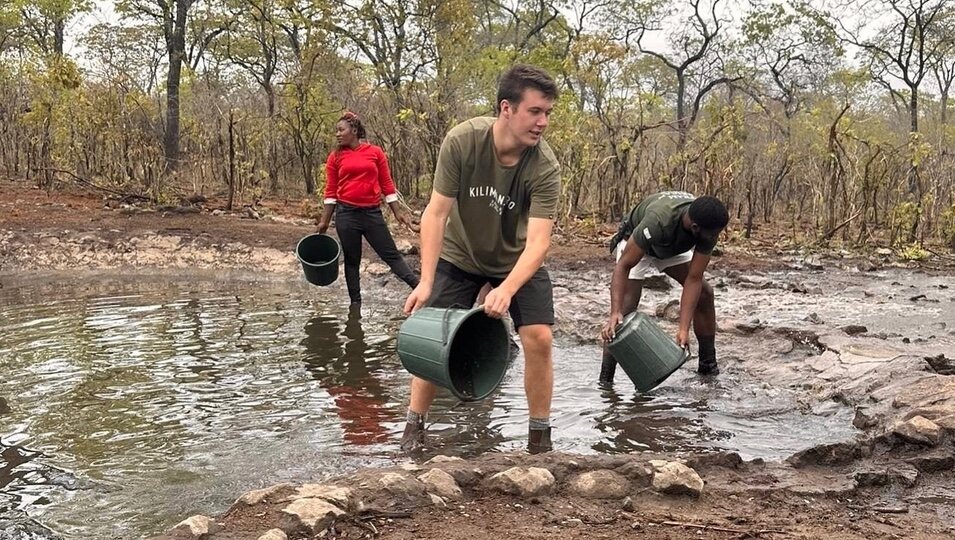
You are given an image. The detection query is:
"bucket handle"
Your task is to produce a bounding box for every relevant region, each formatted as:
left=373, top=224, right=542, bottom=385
left=441, top=303, right=472, bottom=347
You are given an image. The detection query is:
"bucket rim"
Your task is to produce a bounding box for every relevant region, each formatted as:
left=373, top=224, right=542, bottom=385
left=442, top=306, right=508, bottom=401
left=435, top=305, right=493, bottom=360
left=296, top=233, right=342, bottom=268
left=400, top=306, right=508, bottom=401
left=609, top=310, right=641, bottom=346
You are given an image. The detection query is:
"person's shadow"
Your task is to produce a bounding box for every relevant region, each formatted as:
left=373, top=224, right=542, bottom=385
left=300, top=309, right=394, bottom=446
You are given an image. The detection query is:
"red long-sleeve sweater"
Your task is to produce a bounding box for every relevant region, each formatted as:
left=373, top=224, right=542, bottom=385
left=323, top=143, right=399, bottom=208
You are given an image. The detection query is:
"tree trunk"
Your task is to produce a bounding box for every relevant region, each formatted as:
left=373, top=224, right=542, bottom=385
left=163, top=0, right=189, bottom=174
left=909, top=87, right=918, bottom=133
left=227, top=109, right=236, bottom=211
left=941, top=90, right=949, bottom=126
left=54, top=18, right=64, bottom=56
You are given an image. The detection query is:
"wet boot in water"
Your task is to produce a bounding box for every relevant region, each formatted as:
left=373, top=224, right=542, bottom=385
left=598, top=353, right=617, bottom=385
left=697, top=356, right=719, bottom=376
left=527, top=427, right=553, bottom=454
left=399, top=420, right=426, bottom=452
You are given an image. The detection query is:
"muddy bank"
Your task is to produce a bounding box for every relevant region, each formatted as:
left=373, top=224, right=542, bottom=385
left=152, top=445, right=955, bottom=540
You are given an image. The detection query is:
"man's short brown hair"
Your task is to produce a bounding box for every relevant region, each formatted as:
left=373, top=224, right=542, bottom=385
left=495, top=64, right=559, bottom=115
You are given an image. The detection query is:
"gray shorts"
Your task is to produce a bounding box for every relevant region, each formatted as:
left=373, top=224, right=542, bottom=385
left=427, top=259, right=555, bottom=327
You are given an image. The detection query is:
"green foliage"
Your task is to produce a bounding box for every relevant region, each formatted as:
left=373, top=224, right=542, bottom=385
left=940, top=204, right=955, bottom=249
left=890, top=201, right=921, bottom=242
left=897, top=243, right=929, bottom=261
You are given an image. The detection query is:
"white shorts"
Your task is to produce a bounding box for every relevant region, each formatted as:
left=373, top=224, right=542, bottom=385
left=615, top=240, right=693, bottom=280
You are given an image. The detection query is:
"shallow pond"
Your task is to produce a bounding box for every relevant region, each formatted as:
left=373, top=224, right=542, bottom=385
left=0, top=271, right=861, bottom=539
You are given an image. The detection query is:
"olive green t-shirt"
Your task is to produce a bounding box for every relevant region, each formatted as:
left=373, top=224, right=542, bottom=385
left=433, top=117, right=561, bottom=278
left=625, top=191, right=717, bottom=259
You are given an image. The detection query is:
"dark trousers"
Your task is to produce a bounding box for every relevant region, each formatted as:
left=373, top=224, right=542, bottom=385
left=335, top=204, right=419, bottom=303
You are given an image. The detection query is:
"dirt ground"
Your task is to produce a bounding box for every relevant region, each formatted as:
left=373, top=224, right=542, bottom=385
left=0, top=180, right=809, bottom=275
left=3, top=179, right=955, bottom=540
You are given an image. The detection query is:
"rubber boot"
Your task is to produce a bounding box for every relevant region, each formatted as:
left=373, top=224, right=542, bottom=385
left=399, top=420, right=426, bottom=452
left=527, top=427, right=553, bottom=454
left=697, top=356, right=720, bottom=376
left=599, top=353, right=617, bottom=385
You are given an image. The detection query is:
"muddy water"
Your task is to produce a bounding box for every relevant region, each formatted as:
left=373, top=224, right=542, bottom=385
left=0, top=271, right=864, bottom=539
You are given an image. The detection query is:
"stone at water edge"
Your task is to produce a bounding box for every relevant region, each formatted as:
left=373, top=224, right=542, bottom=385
left=488, top=467, right=556, bottom=497
left=649, top=460, right=704, bottom=497
left=281, top=498, right=345, bottom=533
left=418, top=469, right=463, bottom=500
left=235, top=483, right=294, bottom=507
left=174, top=515, right=220, bottom=537
left=893, top=416, right=942, bottom=446
left=257, top=529, right=287, bottom=540
left=286, top=484, right=353, bottom=510
left=569, top=470, right=631, bottom=499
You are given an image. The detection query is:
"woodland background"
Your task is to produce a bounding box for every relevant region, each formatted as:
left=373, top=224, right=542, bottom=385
left=2, top=0, right=954, bottom=251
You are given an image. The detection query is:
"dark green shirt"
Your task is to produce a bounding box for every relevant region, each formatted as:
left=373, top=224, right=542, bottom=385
left=625, top=191, right=716, bottom=259
left=433, top=117, right=561, bottom=277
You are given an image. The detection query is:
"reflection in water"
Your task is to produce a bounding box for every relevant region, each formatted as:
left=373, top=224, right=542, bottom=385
left=301, top=310, right=395, bottom=446
left=0, top=273, right=864, bottom=539
left=590, top=386, right=726, bottom=454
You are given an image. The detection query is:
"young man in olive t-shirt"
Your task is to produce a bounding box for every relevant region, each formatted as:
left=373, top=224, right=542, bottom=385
left=401, top=64, right=561, bottom=454
left=600, top=192, right=729, bottom=381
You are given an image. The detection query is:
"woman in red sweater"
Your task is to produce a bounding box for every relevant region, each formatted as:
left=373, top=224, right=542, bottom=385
left=317, top=112, right=419, bottom=307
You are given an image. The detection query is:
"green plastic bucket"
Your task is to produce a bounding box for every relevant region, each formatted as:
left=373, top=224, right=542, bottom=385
left=607, top=312, right=690, bottom=392
left=397, top=307, right=510, bottom=401
left=296, top=234, right=341, bottom=286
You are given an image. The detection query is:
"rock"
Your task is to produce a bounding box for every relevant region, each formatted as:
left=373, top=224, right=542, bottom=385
left=281, top=499, right=345, bottom=533
left=840, top=325, right=868, bottom=336
left=257, top=529, right=287, bottom=540
left=925, top=355, right=955, bottom=375
left=568, top=470, right=631, bottom=499
left=876, top=248, right=893, bottom=256
left=211, top=209, right=225, bottom=216
left=804, top=312, right=823, bottom=325
left=418, top=469, right=463, bottom=500
left=428, top=493, right=447, bottom=507
left=649, top=461, right=704, bottom=497
left=893, top=416, right=942, bottom=446
left=906, top=453, right=955, bottom=473
left=614, top=461, right=653, bottom=485
left=174, top=515, right=220, bottom=537
left=377, top=472, right=427, bottom=499
left=287, top=484, right=353, bottom=510
left=365, top=262, right=389, bottom=275
left=734, top=319, right=764, bottom=334
left=686, top=451, right=744, bottom=470
left=488, top=467, right=555, bottom=497
left=563, top=518, right=583, bottom=527
left=854, top=469, right=890, bottom=487
left=853, top=408, right=881, bottom=430
left=787, top=441, right=869, bottom=467
left=655, top=299, right=680, bottom=321
left=395, top=239, right=417, bottom=255
left=442, top=467, right=482, bottom=488
left=621, top=496, right=635, bottom=511
left=425, top=455, right=465, bottom=465
left=643, top=274, right=672, bottom=291
left=890, top=464, right=920, bottom=487
left=935, top=414, right=955, bottom=434
left=235, top=483, right=293, bottom=506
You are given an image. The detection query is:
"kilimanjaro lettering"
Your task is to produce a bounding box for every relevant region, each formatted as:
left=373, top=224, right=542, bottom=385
left=469, top=185, right=517, bottom=215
